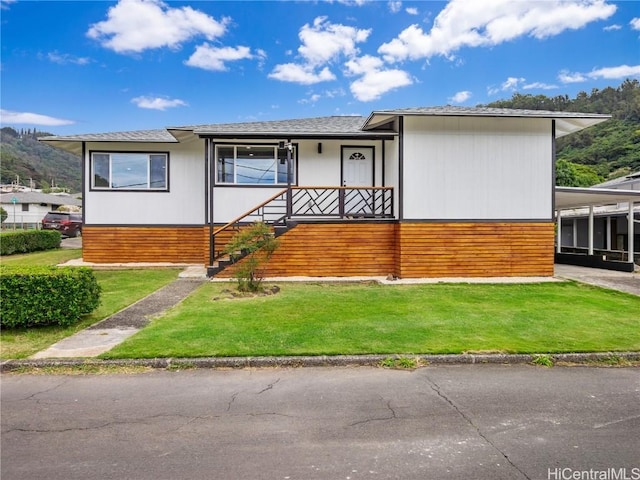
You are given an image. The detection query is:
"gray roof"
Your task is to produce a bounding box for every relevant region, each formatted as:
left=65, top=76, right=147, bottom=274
left=170, top=116, right=390, bottom=137
left=39, top=129, right=178, bottom=143
left=364, top=106, right=611, bottom=138
left=39, top=106, right=611, bottom=155
left=0, top=191, right=82, bottom=207
left=595, top=171, right=640, bottom=189
left=369, top=106, right=610, bottom=118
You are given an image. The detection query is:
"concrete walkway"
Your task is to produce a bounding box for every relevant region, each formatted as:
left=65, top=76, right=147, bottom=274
left=30, top=276, right=206, bottom=359
left=26, top=264, right=638, bottom=360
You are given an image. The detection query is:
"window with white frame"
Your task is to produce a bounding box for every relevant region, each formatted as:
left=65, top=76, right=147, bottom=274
left=91, top=152, right=168, bottom=190
left=216, top=145, right=295, bottom=185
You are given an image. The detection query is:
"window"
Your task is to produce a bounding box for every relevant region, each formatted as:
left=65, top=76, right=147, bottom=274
left=216, top=145, right=296, bottom=185
left=91, top=152, right=168, bottom=190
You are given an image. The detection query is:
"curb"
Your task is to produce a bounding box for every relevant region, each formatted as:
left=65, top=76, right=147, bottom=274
left=2, top=352, right=639, bottom=372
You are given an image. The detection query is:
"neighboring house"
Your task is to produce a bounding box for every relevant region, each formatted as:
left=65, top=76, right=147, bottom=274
left=557, top=171, right=640, bottom=265
left=0, top=191, right=82, bottom=228
left=41, top=106, right=623, bottom=278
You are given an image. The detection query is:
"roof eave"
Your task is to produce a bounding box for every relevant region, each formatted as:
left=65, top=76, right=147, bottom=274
left=194, top=131, right=397, bottom=139
left=555, top=186, right=640, bottom=209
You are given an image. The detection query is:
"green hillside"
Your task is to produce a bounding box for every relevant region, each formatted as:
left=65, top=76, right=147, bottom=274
left=483, top=78, right=640, bottom=186
left=0, top=127, right=81, bottom=192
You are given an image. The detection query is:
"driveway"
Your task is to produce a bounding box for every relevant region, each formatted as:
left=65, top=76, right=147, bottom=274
left=60, top=235, right=82, bottom=249
left=2, top=365, right=639, bottom=480
left=555, top=264, right=640, bottom=296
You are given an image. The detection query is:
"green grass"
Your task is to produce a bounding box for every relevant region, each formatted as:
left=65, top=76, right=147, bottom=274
left=1, top=248, right=82, bottom=266
left=0, top=269, right=180, bottom=359
left=103, top=281, right=640, bottom=359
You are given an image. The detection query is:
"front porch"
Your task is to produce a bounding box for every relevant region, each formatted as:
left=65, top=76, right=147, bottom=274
left=208, top=186, right=394, bottom=276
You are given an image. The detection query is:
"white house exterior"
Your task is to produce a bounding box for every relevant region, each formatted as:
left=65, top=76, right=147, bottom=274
left=41, top=106, right=615, bottom=278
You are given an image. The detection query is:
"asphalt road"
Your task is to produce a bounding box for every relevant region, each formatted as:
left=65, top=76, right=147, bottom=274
left=2, top=365, right=639, bottom=480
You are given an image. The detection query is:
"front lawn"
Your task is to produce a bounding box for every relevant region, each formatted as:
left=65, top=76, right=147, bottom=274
left=0, top=248, right=82, bottom=266
left=103, top=281, right=640, bottom=358
left=0, top=269, right=180, bottom=359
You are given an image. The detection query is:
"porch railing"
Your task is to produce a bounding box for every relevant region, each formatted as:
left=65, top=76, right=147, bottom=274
left=211, top=186, right=393, bottom=262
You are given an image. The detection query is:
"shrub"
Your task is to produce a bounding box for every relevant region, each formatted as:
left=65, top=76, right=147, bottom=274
left=0, top=266, right=101, bottom=328
left=225, top=222, right=279, bottom=292
left=0, top=207, right=7, bottom=223
left=0, top=230, right=61, bottom=255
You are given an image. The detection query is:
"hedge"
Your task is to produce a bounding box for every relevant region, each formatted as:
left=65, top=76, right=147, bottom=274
left=0, top=266, right=101, bottom=328
left=0, top=230, right=61, bottom=255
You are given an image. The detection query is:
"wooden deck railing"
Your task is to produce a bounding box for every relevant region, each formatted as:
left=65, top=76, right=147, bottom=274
left=211, top=186, right=394, bottom=262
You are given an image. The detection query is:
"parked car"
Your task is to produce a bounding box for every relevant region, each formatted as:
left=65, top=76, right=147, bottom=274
left=41, top=212, right=83, bottom=238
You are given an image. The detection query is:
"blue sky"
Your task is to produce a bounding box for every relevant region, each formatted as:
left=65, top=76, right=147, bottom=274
left=1, top=0, right=639, bottom=135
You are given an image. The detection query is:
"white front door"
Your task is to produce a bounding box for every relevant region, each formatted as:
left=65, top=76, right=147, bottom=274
left=342, top=147, right=374, bottom=215
left=342, top=147, right=374, bottom=187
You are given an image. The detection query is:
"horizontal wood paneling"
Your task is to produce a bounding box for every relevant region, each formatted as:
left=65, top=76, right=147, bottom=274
left=216, top=222, right=397, bottom=278
left=396, top=222, right=555, bottom=277
left=215, top=221, right=554, bottom=278
left=83, top=226, right=208, bottom=264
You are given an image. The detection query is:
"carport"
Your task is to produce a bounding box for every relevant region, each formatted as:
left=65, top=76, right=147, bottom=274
left=555, top=186, right=640, bottom=271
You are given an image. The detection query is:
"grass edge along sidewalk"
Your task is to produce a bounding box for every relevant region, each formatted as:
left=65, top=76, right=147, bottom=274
left=3, top=351, right=640, bottom=373
left=100, top=281, right=640, bottom=359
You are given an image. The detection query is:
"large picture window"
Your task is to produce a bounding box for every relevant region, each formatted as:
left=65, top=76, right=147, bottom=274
left=91, top=152, right=168, bottom=190
left=216, top=145, right=295, bottom=185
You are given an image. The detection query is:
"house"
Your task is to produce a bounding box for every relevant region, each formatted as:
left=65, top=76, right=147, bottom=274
left=40, top=106, right=630, bottom=278
left=556, top=171, right=640, bottom=269
left=0, top=191, right=81, bottom=229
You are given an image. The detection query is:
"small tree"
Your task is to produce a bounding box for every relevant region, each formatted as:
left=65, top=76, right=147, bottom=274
left=224, top=222, right=279, bottom=292
left=0, top=207, right=7, bottom=224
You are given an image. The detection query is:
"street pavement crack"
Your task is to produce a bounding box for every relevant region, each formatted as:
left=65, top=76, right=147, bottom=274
left=349, top=398, right=397, bottom=427
left=3, top=413, right=213, bottom=435
left=227, top=392, right=239, bottom=411
left=424, top=375, right=532, bottom=480
left=257, top=378, right=280, bottom=394
left=16, top=379, right=69, bottom=404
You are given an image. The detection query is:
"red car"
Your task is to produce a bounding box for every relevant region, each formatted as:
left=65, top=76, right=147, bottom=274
left=41, top=212, right=83, bottom=238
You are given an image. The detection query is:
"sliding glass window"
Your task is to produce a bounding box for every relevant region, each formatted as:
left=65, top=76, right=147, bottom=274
left=216, top=145, right=296, bottom=185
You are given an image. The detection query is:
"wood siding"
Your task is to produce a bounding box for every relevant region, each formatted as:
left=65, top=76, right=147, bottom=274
left=396, top=222, right=555, bottom=277
left=216, top=222, right=397, bottom=278
left=215, top=221, right=554, bottom=278
left=82, top=226, right=208, bottom=264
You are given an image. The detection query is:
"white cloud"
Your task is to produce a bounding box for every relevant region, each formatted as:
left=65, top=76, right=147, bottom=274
left=603, top=24, right=621, bottom=31
left=388, top=1, right=402, bottom=14
left=631, top=17, right=640, bottom=30
left=559, top=64, right=640, bottom=83
left=449, top=91, right=472, bottom=103
left=87, top=0, right=228, bottom=53
left=588, top=64, right=640, bottom=79
left=523, top=82, right=559, bottom=90
left=297, top=16, right=371, bottom=66
left=46, top=51, right=92, bottom=66
left=185, top=44, right=255, bottom=71
left=345, top=55, right=413, bottom=101
left=1, top=0, right=16, bottom=10
left=269, top=63, right=336, bottom=85
left=0, top=109, right=75, bottom=126
left=269, top=17, right=370, bottom=86
left=131, top=96, right=188, bottom=110
left=379, top=0, right=616, bottom=63
left=406, top=7, right=418, bottom=16
left=488, top=76, right=525, bottom=95
left=558, top=70, right=587, bottom=83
